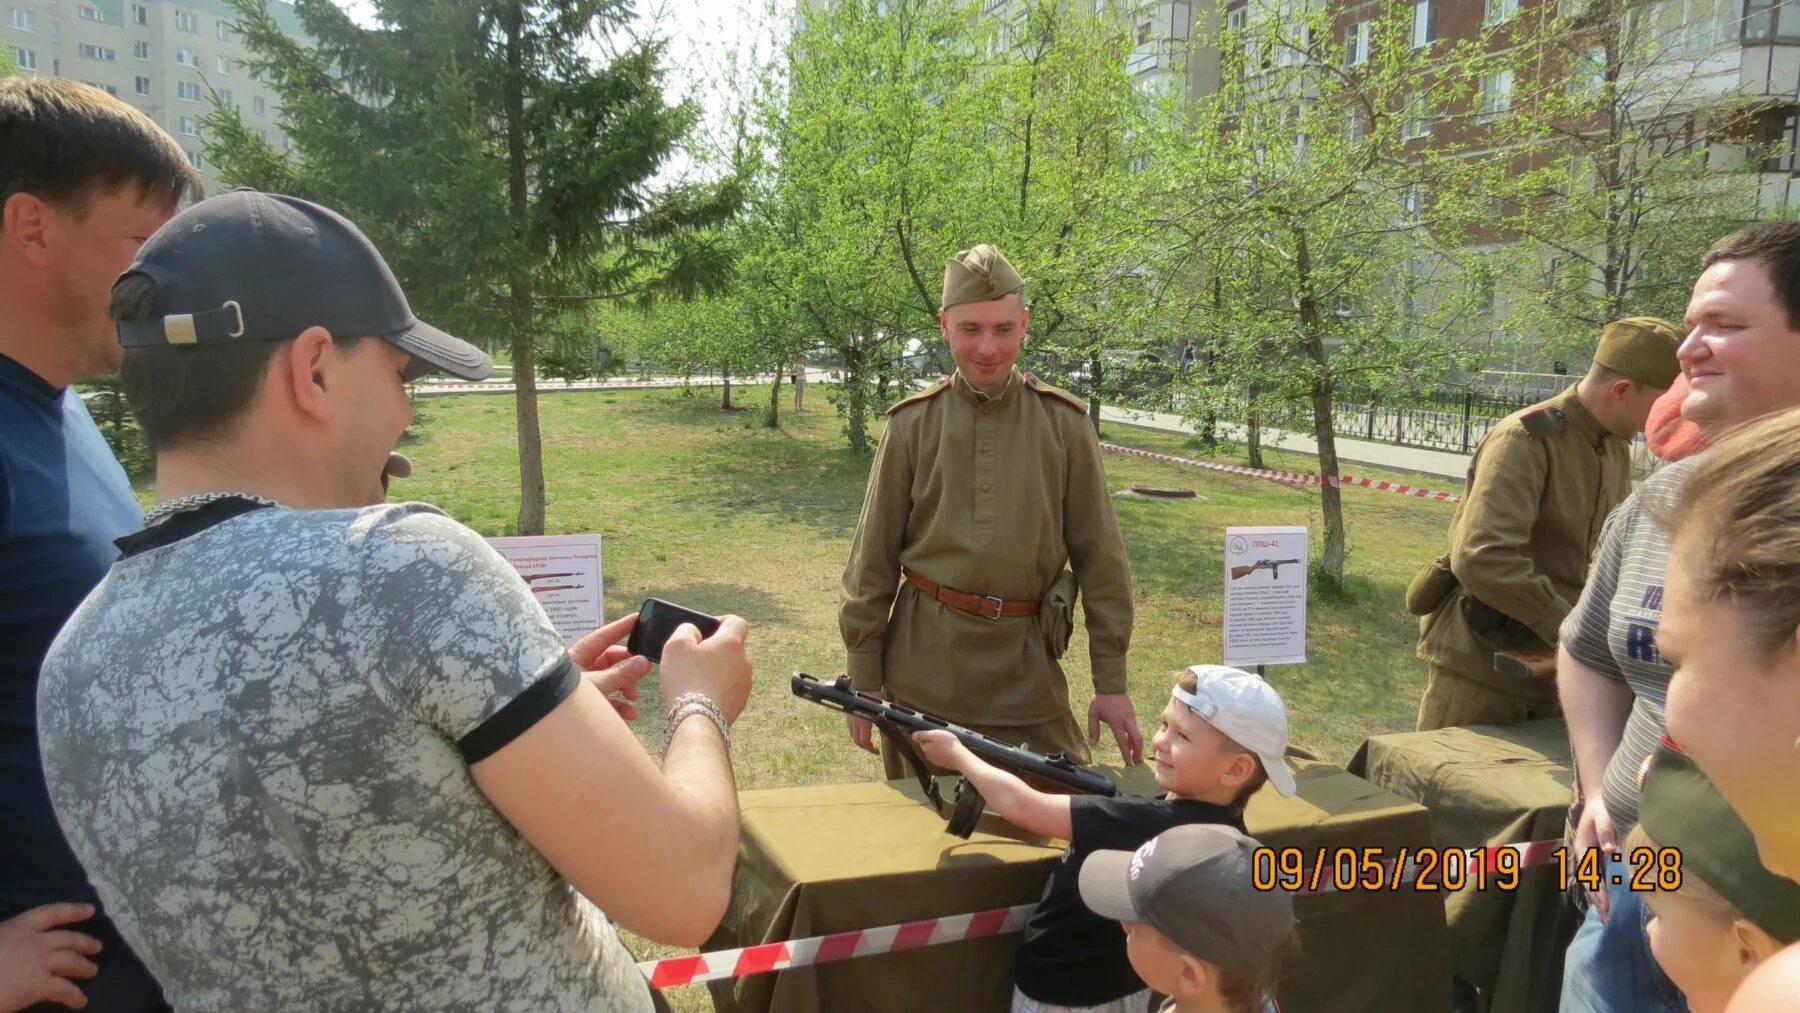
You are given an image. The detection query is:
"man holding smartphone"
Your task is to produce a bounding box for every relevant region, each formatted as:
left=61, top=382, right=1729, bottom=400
left=840, top=244, right=1140, bottom=777
left=35, top=190, right=754, bottom=1009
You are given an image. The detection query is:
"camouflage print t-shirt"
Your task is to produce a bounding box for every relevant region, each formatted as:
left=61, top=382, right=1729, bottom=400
left=38, top=502, right=653, bottom=1012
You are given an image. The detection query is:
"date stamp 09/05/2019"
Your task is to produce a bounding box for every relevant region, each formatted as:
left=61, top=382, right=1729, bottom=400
left=1250, top=845, right=1684, bottom=895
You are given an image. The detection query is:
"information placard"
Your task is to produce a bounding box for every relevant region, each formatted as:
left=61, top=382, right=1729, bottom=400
left=487, top=534, right=604, bottom=646
left=1222, top=526, right=1308, bottom=667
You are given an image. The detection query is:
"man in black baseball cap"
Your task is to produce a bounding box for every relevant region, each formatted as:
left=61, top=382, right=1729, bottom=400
left=1079, top=823, right=1298, bottom=1013
left=34, top=190, right=757, bottom=1009
left=110, top=188, right=489, bottom=506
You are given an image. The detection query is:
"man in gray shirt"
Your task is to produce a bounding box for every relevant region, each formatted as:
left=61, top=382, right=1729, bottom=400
left=39, top=190, right=755, bottom=1011
left=1559, top=221, right=1800, bottom=1012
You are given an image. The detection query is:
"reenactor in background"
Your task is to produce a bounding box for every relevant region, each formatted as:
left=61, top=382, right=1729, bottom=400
left=839, top=244, right=1142, bottom=776
left=1409, top=318, right=1682, bottom=731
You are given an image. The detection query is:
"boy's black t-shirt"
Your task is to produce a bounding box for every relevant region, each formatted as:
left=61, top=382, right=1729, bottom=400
left=1014, top=793, right=1246, bottom=1005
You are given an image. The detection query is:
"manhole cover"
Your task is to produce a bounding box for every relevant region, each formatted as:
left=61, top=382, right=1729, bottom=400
left=1129, top=485, right=1197, bottom=499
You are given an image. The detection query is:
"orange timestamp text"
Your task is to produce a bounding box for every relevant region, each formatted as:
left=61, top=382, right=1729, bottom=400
left=1249, top=845, right=1683, bottom=894
left=1251, top=846, right=1525, bottom=893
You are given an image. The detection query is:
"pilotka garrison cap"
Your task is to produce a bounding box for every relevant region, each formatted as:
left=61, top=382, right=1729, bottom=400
left=116, top=189, right=493, bottom=382
left=1594, top=316, right=1682, bottom=390
left=942, top=244, right=1025, bottom=311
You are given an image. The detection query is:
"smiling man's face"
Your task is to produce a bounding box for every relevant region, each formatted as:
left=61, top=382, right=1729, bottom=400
left=1679, top=258, right=1800, bottom=432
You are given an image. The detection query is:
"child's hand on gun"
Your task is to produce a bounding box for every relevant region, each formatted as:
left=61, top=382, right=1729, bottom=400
left=912, top=729, right=973, bottom=772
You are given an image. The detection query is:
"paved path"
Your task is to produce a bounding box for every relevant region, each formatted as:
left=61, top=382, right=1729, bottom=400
left=1098, top=405, right=1472, bottom=480
left=413, top=372, right=1476, bottom=481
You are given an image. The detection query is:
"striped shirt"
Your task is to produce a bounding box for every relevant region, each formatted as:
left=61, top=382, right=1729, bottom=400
left=1559, top=456, right=1699, bottom=831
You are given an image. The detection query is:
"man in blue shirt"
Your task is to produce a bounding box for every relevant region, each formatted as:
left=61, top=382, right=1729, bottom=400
left=0, top=77, right=198, bottom=1012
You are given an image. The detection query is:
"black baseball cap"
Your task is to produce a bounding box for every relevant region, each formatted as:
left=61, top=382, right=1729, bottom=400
left=116, top=189, right=492, bottom=381
left=1079, top=824, right=1296, bottom=969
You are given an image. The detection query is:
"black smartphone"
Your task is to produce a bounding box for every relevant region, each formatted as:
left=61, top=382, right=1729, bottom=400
left=627, top=598, right=722, bottom=662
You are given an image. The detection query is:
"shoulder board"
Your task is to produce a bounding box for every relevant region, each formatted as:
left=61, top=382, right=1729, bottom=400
left=1022, top=372, right=1088, bottom=414
left=1519, top=406, right=1569, bottom=441
left=886, top=376, right=951, bottom=416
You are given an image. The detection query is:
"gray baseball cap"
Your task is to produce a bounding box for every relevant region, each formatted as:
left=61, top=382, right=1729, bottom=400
left=1078, top=824, right=1297, bottom=969
left=116, top=189, right=492, bottom=382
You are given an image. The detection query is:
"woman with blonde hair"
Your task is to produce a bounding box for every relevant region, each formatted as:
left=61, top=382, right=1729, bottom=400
left=1653, top=404, right=1800, bottom=1010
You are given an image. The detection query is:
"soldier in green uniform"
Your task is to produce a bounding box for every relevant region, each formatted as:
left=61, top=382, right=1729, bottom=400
left=1410, top=318, right=1682, bottom=731
left=839, top=244, right=1141, bottom=777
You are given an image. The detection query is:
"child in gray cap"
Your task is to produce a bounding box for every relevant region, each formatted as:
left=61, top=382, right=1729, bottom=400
left=1078, top=823, right=1299, bottom=1013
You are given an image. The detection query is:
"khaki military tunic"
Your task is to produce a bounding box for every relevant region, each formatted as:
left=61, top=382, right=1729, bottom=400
left=839, top=369, right=1134, bottom=743
left=1417, top=384, right=1630, bottom=721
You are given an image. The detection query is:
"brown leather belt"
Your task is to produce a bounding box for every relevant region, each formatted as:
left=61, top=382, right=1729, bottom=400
left=902, top=567, right=1039, bottom=620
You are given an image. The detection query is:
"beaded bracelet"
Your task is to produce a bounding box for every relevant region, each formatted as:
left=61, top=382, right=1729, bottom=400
left=662, top=691, right=730, bottom=757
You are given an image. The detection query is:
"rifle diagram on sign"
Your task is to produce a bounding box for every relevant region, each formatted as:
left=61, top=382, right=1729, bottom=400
left=1230, top=558, right=1301, bottom=581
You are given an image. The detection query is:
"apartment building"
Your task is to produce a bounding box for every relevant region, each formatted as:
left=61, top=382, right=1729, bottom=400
left=4, top=0, right=307, bottom=192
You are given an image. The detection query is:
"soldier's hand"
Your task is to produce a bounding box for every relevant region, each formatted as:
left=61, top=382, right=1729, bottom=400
left=1089, top=694, right=1144, bottom=766
left=847, top=690, right=886, bottom=755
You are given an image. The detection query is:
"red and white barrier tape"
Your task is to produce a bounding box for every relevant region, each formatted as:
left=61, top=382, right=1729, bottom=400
left=641, top=838, right=1560, bottom=986
left=1101, top=443, right=1463, bottom=505
left=641, top=903, right=1035, bottom=988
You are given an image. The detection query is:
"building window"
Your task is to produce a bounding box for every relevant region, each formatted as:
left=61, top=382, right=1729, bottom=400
left=1572, top=46, right=1605, bottom=96
left=186, top=150, right=203, bottom=170
left=1346, top=108, right=1366, bottom=142
left=1411, top=0, right=1433, bottom=48
left=256, top=127, right=266, bottom=140
left=1401, top=183, right=1426, bottom=221
left=282, top=135, right=294, bottom=151
left=176, top=48, right=199, bottom=67
left=1478, top=69, right=1514, bottom=121
left=177, top=116, right=198, bottom=136
left=1344, top=20, right=1370, bottom=66
left=177, top=80, right=202, bottom=102
left=134, top=40, right=149, bottom=59
left=78, top=6, right=109, bottom=24
left=132, top=4, right=148, bottom=26
left=216, top=21, right=232, bottom=41
left=135, top=75, right=151, bottom=95
left=7, top=7, right=34, bottom=31
left=1483, top=0, right=1520, bottom=26
left=217, top=55, right=231, bottom=74
left=93, top=82, right=118, bottom=96
left=1404, top=89, right=1434, bottom=139
left=176, top=10, right=198, bottom=33
left=217, top=88, right=232, bottom=106
left=253, top=95, right=267, bottom=115
left=79, top=43, right=117, bottom=62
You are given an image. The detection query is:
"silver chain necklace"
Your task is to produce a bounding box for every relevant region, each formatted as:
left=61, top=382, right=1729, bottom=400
left=142, top=491, right=286, bottom=528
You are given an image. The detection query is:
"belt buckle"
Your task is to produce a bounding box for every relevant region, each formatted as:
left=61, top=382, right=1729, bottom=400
left=982, top=595, right=1004, bottom=620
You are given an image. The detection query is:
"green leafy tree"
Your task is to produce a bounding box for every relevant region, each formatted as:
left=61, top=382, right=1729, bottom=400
left=1485, top=0, right=1779, bottom=365
left=0, top=46, right=16, bottom=77
left=1146, top=3, right=1504, bottom=582
left=208, top=0, right=739, bottom=534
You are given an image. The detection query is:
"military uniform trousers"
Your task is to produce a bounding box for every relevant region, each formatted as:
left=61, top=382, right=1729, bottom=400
left=1416, top=664, right=1563, bottom=732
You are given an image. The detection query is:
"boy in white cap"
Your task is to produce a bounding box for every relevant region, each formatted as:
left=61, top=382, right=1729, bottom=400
left=914, top=664, right=1297, bottom=1012
left=1079, top=823, right=1298, bottom=1013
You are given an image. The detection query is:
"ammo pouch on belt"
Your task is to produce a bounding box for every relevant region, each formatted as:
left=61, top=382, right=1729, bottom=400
left=1405, top=555, right=1458, bottom=617
left=1461, top=595, right=1551, bottom=653
left=1040, top=570, right=1079, bottom=659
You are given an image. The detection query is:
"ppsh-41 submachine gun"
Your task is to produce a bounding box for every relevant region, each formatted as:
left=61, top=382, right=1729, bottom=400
left=791, top=673, right=1117, bottom=838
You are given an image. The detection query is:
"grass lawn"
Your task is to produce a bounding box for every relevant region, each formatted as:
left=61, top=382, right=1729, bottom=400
left=393, top=384, right=1457, bottom=1005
